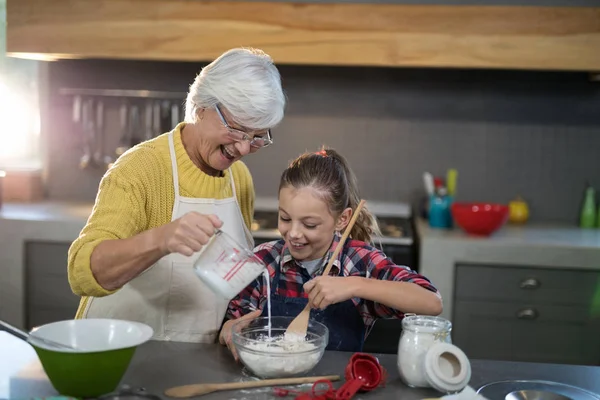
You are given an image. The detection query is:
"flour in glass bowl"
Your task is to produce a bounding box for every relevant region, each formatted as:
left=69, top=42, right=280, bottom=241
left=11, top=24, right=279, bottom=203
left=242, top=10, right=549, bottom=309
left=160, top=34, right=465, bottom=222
left=237, top=334, right=321, bottom=379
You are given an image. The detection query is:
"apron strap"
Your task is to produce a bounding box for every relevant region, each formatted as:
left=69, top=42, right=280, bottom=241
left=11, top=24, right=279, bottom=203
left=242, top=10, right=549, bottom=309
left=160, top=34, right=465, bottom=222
left=228, top=168, right=237, bottom=198
left=228, top=166, right=255, bottom=249
left=168, top=130, right=181, bottom=198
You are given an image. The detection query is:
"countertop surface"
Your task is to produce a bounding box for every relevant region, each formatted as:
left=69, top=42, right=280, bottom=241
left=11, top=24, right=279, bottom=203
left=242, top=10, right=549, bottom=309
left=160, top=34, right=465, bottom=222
left=0, top=202, right=93, bottom=223
left=3, top=202, right=600, bottom=249
left=417, top=219, right=600, bottom=250
left=2, top=333, right=600, bottom=400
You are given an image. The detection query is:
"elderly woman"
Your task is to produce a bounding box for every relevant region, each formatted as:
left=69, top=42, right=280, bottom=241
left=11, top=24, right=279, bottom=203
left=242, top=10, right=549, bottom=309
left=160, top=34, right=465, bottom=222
left=67, top=48, right=286, bottom=343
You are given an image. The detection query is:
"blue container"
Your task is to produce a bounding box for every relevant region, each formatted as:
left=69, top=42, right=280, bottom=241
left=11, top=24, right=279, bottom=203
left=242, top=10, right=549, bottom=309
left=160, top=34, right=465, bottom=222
left=429, top=191, right=453, bottom=229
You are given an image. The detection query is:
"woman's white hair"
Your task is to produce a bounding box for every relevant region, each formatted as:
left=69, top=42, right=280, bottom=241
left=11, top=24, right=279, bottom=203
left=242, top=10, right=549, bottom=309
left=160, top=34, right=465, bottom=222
left=185, top=48, right=286, bottom=130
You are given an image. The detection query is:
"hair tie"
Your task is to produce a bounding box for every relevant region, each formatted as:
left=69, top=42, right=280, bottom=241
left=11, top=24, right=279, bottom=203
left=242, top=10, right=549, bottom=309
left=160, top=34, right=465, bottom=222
left=316, top=149, right=328, bottom=157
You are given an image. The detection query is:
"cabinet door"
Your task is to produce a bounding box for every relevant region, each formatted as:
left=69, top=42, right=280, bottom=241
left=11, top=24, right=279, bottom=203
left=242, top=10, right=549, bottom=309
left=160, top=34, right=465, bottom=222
left=25, top=241, right=80, bottom=329
left=455, top=264, right=600, bottom=306
left=453, top=300, right=600, bottom=366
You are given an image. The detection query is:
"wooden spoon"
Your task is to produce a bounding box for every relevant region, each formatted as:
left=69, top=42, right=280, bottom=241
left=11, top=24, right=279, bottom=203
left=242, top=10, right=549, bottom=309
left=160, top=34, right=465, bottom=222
left=164, top=374, right=340, bottom=398
left=285, top=200, right=367, bottom=338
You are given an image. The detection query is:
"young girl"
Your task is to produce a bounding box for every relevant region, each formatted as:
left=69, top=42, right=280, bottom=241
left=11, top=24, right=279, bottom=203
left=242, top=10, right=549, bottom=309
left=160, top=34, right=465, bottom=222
left=220, top=148, right=442, bottom=356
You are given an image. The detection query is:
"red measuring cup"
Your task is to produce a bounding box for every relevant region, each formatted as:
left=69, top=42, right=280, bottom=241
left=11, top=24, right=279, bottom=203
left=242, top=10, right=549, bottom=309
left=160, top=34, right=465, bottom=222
left=335, top=353, right=387, bottom=400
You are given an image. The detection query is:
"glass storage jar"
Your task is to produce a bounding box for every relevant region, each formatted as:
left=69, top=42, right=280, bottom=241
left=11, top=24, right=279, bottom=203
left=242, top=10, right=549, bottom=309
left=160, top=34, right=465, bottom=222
left=397, top=315, right=452, bottom=388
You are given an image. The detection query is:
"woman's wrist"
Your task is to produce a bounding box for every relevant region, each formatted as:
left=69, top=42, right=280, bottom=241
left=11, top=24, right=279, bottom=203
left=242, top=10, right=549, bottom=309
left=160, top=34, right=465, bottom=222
left=150, top=224, right=170, bottom=257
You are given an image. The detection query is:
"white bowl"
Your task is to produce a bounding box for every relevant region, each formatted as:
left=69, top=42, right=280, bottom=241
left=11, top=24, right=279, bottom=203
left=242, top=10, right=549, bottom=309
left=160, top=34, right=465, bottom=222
left=31, top=318, right=154, bottom=353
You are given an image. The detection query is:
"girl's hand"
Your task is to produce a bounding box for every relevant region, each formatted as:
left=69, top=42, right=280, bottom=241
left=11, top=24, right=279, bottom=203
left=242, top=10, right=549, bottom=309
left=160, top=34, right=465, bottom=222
left=219, top=309, right=262, bottom=361
left=304, top=276, right=361, bottom=310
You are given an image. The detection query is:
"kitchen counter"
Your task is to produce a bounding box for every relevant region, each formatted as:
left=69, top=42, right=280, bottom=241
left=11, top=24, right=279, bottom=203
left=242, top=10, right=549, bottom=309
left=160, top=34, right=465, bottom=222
left=3, top=333, right=600, bottom=400
left=416, top=219, right=600, bottom=320
left=0, top=202, right=93, bottom=328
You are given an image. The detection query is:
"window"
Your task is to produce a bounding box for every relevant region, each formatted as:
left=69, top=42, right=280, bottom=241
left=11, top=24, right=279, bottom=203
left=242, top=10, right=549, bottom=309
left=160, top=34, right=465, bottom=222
left=0, top=0, right=41, bottom=170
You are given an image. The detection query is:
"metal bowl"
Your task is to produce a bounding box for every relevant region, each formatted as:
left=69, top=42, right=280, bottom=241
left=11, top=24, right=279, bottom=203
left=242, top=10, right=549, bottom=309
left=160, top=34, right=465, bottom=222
left=477, top=380, right=600, bottom=400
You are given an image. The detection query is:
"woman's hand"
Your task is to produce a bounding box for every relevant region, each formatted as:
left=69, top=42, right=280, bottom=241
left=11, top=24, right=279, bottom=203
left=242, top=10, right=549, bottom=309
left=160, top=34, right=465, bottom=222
left=219, top=309, right=262, bottom=361
left=304, top=276, right=362, bottom=310
left=159, top=212, right=223, bottom=257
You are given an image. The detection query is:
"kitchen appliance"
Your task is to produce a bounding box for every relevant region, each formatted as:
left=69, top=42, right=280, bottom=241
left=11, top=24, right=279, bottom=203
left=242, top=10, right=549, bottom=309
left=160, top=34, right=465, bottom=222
left=250, top=198, right=417, bottom=354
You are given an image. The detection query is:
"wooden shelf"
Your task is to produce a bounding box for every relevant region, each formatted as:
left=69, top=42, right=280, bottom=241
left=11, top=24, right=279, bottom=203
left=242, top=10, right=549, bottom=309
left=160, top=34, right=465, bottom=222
left=7, top=0, right=600, bottom=71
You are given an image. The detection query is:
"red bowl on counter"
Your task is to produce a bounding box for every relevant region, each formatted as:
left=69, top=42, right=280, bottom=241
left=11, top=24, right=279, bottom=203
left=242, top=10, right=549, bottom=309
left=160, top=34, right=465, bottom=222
left=450, top=202, right=509, bottom=236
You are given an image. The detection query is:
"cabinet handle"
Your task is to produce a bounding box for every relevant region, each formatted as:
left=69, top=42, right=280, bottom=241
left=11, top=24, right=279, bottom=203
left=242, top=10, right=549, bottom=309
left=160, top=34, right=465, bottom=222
left=516, top=308, right=539, bottom=320
left=519, top=278, right=540, bottom=290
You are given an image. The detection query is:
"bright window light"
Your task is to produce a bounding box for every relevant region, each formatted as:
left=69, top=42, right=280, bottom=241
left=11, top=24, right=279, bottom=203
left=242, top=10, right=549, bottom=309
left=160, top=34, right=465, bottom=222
left=0, top=80, right=40, bottom=168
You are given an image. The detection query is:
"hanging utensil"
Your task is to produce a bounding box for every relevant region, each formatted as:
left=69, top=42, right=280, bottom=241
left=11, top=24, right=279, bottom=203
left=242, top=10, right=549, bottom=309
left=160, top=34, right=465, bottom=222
left=115, top=101, right=130, bottom=157
left=93, top=99, right=104, bottom=166
left=171, top=101, right=180, bottom=128
left=72, top=95, right=82, bottom=123
left=153, top=100, right=162, bottom=136
left=128, top=104, right=142, bottom=147
left=96, top=99, right=114, bottom=169
left=144, top=99, right=154, bottom=141
left=79, top=97, right=95, bottom=169
left=285, top=200, right=367, bottom=339
left=164, top=375, right=340, bottom=398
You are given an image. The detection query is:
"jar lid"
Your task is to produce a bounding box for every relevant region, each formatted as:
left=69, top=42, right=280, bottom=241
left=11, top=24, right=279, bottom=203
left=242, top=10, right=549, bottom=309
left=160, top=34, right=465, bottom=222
left=424, top=342, right=471, bottom=393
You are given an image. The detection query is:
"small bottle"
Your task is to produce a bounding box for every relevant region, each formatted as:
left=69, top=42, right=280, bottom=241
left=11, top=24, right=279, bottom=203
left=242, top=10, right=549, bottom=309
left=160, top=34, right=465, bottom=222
left=580, top=184, right=596, bottom=229
left=429, top=187, right=452, bottom=229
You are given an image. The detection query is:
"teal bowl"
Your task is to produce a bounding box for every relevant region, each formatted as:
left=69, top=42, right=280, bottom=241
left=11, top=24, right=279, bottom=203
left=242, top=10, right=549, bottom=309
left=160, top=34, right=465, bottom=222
left=28, top=319, right=153, bottom=398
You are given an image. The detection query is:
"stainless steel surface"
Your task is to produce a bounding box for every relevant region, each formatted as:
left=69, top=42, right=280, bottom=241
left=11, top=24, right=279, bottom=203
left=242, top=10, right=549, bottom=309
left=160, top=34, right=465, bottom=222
left=478, top=380, right=600, bottom=400
left=506, top=390, right=571, bottom=400
left=5, top=335, right=600, bottom=399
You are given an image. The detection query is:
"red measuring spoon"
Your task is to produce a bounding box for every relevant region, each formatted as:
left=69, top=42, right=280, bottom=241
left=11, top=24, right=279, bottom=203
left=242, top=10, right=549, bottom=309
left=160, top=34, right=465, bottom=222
left=335, top=353, right=387, bottom=399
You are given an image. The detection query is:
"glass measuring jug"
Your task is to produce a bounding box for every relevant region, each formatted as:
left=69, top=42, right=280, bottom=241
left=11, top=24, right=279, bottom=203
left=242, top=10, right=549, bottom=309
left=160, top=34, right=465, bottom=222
left=193, top=229, right=266, bottom=300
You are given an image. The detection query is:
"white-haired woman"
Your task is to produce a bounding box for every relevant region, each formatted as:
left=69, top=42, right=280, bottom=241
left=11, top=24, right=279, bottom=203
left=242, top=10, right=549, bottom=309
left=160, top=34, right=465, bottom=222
left=68, top=48, right=286, bottom=343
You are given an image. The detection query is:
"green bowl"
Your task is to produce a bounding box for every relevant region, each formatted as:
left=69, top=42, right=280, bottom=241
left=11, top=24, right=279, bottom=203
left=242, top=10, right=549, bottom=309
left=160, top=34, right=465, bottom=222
left=29, top=319, right=153, bottom=398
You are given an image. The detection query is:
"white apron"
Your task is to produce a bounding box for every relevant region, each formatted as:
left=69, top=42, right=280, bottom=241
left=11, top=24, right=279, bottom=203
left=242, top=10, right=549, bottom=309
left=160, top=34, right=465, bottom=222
left=83, top=130, right=254, bottom=343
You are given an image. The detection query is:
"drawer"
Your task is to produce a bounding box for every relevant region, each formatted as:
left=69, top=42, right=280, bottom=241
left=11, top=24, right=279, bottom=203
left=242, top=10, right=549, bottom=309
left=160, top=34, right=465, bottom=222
left=455, top=264, right=600, bottom=306
left=453, top=300, right=600, bottom=365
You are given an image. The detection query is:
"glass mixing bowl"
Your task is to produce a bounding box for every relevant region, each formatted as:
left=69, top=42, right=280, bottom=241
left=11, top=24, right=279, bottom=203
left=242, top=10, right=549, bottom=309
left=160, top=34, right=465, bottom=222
left=231, top=316, right=329, bottom=379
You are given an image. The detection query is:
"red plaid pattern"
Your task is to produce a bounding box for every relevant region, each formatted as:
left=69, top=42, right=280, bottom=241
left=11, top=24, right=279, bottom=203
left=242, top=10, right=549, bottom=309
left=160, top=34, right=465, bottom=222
left=226, top=232, right=440, bottom=331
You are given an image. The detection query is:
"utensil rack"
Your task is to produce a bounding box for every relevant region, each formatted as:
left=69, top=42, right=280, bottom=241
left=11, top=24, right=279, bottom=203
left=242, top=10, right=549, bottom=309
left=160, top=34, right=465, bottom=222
left=60, top=88, right=187, bottom=170
left=59, top=88, right=186, bottom=99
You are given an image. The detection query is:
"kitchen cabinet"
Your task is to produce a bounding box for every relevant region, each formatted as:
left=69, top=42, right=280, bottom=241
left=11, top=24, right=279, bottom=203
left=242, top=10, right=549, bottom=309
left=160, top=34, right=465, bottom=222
left=7, top=0, right=600, bottom=72
left=25, top=241, right=79, bottom=330
left=453, top=263, right=600, bottom=366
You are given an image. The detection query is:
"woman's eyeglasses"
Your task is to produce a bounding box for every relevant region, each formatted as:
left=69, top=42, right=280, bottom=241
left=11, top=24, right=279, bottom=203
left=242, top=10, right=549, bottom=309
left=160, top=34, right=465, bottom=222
left=215, top=105, right=273, bottom=149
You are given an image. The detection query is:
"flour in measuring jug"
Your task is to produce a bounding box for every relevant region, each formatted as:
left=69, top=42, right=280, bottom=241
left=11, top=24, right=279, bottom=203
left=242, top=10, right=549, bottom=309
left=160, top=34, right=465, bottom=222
left=263, top=269, right=272, bottom=337
left=199, top=260, right=265, bottom=299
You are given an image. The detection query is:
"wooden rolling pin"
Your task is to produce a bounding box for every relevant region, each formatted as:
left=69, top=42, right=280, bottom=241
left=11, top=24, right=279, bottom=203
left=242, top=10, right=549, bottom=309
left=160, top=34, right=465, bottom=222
left=165, top=374, right=341, bottom=398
